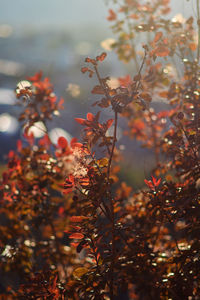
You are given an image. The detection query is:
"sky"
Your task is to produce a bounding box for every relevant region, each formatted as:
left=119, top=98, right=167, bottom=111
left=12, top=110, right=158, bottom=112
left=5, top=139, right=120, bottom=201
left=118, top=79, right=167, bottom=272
left=0, top=0, right=109, bottom=30
left=0, top=0, right=195, bottom=31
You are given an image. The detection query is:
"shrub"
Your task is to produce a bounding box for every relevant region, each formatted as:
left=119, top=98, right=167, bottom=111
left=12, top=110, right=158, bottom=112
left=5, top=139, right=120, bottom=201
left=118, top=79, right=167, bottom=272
left=1, top=0, right=200, bottom=299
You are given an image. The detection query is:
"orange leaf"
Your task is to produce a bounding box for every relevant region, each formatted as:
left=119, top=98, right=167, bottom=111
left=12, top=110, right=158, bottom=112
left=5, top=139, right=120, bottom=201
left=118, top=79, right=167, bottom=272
left=87, top=112, right=95, bottom=121
left=159, top=91, right=168, bottom=98
left=118, top=75, right=132, bottom=87
left=189, top=42, right=197, bottom=51
left=154, top=31, right=163, bottom=43
left=154, top=46, right=170, bottom=57
left=107, top=9, right=116, bottom=21
left=75, top=118, right=86, bottom=125
left=69, top=233, right=84, bottom=239
left=70, top=216, right=89, bottom=223
left=91, top=85, right=105, bottom=95
left=140, top=92, right=152, bottom=102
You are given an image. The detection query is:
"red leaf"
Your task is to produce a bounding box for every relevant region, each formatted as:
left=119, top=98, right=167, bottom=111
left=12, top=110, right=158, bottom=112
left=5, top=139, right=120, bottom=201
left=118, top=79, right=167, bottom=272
left=58, top=97, right=64, bottom=109
left=72, top=142, right=83, bottom=149
left=39, top=134, right=51, bottom=148
left=69, top=233, right=84, bottom=239
left=63, top=189, right=73, bottom=195
left=58, top=136, right=68, bottom=149
left=87, top=112, right=95, bottom=121
left=70, top=137, right=78, bottom=147
left=70, top=216, right=89, bottom=223
left=144, top=179, right=154, bottom=190
left=106, top=119, right=114, bottom=129
left=75, top=118, right=86, bottom=125
left=17, top=140, right=22, bottom=152
left=27, top=71, right=42, bottom=82
left=58, top=207, right=65, bottom=216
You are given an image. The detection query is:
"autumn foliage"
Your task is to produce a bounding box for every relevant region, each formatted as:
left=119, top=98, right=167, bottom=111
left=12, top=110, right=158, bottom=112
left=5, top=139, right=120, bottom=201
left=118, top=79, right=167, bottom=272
left=1, top=0, right=200, bottom=299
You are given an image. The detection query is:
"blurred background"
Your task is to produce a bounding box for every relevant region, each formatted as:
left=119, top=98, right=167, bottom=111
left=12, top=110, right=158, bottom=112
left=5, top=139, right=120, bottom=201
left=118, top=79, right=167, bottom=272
left=0, top=0, right=194, bottom=187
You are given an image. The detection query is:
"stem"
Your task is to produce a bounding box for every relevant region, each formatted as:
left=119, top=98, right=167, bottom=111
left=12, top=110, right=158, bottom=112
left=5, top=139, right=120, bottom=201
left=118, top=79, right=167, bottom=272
left=131, top=49, right=147, bottom=99
left=107, top=111, right=118, bottom=181
left=94, top=65, right=110, bottom=100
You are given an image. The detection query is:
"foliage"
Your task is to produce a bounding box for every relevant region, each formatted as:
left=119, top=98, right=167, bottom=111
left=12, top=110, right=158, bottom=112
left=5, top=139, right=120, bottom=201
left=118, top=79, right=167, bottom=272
left=1, top=0, right=200, bottom=299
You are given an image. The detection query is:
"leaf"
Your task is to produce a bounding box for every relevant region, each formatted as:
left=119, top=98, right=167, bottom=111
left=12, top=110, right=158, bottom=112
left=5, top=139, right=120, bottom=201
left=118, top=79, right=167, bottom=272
left=17, top=140, right=22, bottom=152
left=107, top=9, right=116, bottom=21
left=98, top=158, right=109, bottom=167
left=58, top=136, right=68, bottom=149
left=69, top=233, right=84, bottom=239
left=189, top=42, right=197, bottom=51
left=159, top=91, right=169, bottom=98
left=87, top=112, right=95, bottom=121
left=58, top=97, right=64, bottom=109
left=75, top=118, right=86, bottom=125
left=70, top=216, right=89, bottom=223
left=27, top=71, right=42, bottom=82
left=81, top=67, right=89, bottom=73
left=118, top=75, right=132, bottom=87
left=85, top=57, right=96, bottom=65
left=155, top=46, right=170, bottom=57
left=140, top=92, right=152, bottom=102
left=96, top=52, right=107, bottom=62
left=144, top=179, right=154, bottom=189
left=106, top=119, right=114, bottom=129
left=154, top=32, right=163, bottom=43
left=73, top=267, right=88, bottom=278
left=91, top=85, right=105, bottom=95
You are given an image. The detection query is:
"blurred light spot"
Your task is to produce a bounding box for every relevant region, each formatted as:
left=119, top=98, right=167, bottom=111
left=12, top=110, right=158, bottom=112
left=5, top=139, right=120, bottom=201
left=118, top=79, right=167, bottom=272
left=49, top=128, right=72, bottom=144
left=16, top=80, right=32, bottom=97
left=66, top=83, right=80, bottom=98
left=0, top=113, right=19, bottom=134
left=16, top=80, right=31, bottom=91
left=0, top=59, right=24, bottom=76
left=1, top=245, right=12, bottom=257
left=28, top=121, right=46, bottom=138
left=119, top=144, right=125, bottom=151
left=171, top=14, right=185, bottom=23
left=107, top=77, right=120, bottom=89
left=75, top=41, right=92, bottom=55
left=101, top=38, right=116, bottom=51
left=0, top=88, right=15, bottom=105
left=0, top=24, right=13, bottom=38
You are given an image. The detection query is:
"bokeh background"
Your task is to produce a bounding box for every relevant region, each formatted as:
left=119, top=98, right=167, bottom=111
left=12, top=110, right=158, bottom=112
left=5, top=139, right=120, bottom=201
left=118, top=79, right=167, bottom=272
left=0, top=0, right=195, bottom=187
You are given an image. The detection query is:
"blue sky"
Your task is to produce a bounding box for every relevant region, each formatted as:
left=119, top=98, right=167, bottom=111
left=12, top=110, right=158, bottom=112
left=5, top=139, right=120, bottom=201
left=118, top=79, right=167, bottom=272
left=0, top=0, right=109, bottom=30
left=0, top=0, right=194, bottom=30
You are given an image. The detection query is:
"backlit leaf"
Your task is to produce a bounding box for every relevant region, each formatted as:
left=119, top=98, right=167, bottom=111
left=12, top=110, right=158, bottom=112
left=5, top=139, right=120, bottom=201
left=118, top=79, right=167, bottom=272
left=73, top=267, right=88, bottom=278
left=69, top=233, right=84, bottom=239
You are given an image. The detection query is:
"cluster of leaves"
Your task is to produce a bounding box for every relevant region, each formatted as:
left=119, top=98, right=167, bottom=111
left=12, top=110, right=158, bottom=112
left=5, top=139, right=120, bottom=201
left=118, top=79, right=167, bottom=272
left=1, top=0, right=200, bottom=299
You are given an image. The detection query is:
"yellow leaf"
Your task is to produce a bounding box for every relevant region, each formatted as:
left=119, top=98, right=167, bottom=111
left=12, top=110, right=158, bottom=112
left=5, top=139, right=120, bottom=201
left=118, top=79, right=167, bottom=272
left=97, top=158, right=109, bottom=167
left=73, top=267, right=88, bottom=279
